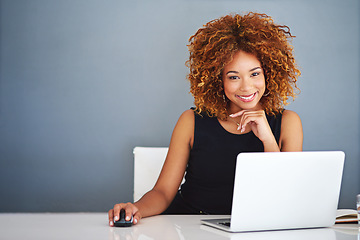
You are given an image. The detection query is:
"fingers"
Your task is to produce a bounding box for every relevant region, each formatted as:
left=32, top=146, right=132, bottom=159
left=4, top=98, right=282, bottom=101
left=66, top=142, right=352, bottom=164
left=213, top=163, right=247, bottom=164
left=230, top=110, right=265, bottom=132
left=124, top=203, right=141, bottom=224
left=108, top=209, right=114, bottom=227
left=240, top=112, right=264, bottom=131
left=108, top=202, right=141, bottom=227
left=108, top=203, right=124, bottom=227
left=229, top=110, right=246, bottom=118
left=133, top=210, right=142, bottom=225
left=112, top=203, right=122, bottom=222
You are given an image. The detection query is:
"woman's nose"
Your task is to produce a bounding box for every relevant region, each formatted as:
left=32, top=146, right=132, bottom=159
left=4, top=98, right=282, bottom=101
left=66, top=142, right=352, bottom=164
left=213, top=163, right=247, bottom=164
left=238, top=78, right=252, bottom=91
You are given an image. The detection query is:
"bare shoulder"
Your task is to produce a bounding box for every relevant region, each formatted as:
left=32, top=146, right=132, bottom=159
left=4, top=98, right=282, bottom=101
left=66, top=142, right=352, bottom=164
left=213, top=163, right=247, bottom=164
left=281, top=109, right=301, bottom=123
left=279, top=110, right=303, bottom=151
left=171, top=109, right=195, bottom=147
left=179, top=109, right=195, bottom=119
left=175, top=109, right=195, bottom=128
left=281, top=109, right=302, bottom=132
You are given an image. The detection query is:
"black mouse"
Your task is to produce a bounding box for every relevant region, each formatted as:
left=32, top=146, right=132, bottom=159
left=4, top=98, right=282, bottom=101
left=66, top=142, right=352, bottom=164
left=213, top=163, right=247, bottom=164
left=114, top=209, right=133, bottom=227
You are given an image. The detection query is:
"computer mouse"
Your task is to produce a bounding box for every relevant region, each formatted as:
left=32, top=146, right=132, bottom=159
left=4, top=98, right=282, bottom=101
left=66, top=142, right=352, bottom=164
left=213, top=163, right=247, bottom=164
left=114, top=209, right=133, bottom=227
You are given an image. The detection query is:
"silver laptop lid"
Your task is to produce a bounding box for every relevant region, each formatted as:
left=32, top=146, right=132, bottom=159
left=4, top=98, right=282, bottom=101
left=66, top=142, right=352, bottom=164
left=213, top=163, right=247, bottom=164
left=229, top=151, right=345, bottom=232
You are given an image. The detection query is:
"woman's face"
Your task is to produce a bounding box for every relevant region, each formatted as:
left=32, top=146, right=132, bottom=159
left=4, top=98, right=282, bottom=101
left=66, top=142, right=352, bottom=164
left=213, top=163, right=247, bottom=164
left=222, top=50, right=266, bottom=113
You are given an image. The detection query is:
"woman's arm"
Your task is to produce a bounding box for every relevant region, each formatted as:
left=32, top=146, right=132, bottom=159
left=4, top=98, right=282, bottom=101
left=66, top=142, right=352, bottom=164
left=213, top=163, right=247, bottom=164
left=229, top=109, right=303, bottom=152
left=133, top=110, right=194, bottom=217
left=230, top=109, right=280, bottom=152
left=108, top=110, right=194, bottom=226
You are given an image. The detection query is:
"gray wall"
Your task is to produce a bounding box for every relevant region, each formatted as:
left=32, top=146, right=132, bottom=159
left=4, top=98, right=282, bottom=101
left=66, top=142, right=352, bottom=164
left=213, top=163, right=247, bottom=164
left=0, top=0, right=359, bottom=212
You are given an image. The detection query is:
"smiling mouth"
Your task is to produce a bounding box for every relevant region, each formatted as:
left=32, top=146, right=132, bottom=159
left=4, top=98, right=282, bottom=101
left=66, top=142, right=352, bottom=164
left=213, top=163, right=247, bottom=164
left=236, top=92, right=257, bottom=102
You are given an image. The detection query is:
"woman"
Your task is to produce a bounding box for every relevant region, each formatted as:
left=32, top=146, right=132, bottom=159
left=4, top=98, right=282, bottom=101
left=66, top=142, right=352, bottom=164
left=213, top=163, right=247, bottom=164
left=108, top=12, right=303, bottom=226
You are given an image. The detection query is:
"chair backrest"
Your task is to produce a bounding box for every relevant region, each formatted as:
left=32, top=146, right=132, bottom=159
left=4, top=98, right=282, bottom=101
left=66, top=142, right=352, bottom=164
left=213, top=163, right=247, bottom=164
left=133, top=147, right=169, bottom=202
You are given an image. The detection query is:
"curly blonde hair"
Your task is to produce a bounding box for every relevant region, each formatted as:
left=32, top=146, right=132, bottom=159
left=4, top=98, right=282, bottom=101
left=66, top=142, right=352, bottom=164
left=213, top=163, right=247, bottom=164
left=186, top=12, right=300, bottom=120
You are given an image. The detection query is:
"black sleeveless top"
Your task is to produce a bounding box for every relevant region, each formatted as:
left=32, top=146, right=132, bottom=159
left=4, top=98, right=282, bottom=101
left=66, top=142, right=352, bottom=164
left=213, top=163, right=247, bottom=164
left=164, top=110, right=282, bottom=215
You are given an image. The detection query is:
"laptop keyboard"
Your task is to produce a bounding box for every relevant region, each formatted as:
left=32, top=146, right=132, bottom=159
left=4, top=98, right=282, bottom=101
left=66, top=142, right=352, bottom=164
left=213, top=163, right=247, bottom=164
left=219, top=221, right=231, bottom=227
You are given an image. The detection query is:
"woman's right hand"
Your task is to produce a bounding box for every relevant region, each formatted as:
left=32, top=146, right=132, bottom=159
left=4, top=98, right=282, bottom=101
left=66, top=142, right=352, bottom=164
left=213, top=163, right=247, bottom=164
left=108, top=202, right=142, bottom=226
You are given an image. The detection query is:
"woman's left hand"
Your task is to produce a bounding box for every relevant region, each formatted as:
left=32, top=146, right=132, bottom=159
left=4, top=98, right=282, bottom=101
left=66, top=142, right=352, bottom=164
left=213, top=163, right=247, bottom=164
left=230, top=110, right=277, bottom=146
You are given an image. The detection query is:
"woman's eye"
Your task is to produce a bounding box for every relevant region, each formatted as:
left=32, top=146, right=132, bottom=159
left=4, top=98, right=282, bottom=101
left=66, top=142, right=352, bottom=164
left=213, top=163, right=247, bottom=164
left=229, top=76, right=239, bottom=80
left=251, top=72, right=260, bottom=77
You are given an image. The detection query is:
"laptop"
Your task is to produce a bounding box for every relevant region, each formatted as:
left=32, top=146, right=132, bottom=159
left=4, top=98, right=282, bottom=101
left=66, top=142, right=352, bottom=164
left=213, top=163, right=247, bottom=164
left=201, top=151, right=345, bottom=232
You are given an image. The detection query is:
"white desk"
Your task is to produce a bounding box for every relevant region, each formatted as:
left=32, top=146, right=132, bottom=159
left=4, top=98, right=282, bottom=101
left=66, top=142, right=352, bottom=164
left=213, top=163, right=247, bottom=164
left=0, top=213, right=359, bottom=240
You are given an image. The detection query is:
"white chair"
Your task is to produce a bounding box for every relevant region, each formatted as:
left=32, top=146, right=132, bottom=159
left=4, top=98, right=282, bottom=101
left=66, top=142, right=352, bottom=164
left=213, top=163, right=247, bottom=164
left=133, top=146, right=187, bottom=202
left=133, top=147, right=169, bottom=202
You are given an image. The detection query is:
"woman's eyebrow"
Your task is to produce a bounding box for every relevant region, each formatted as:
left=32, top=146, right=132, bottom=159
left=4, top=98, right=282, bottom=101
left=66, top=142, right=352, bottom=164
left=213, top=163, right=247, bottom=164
left=225, top=70, right=239, bottom=75
left=226, top=67, right=261, bottom=75
left=249, top=67, right=262, bottom=72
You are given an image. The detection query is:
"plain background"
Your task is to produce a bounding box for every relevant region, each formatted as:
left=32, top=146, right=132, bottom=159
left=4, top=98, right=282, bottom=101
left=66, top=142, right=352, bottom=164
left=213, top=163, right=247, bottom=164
left=0, top=0, right=359, bottom=212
